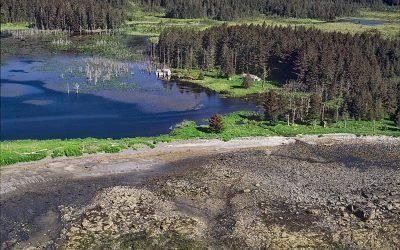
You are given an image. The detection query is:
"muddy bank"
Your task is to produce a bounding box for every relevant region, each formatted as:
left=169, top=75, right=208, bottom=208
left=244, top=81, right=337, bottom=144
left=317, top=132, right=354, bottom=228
left=1, top=136, right=400, bottom=249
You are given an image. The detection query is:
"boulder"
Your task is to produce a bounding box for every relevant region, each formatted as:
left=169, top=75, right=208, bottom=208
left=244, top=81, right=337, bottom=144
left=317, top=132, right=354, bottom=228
left=347, top=204, right=376, bottom=221
left=353, top=207, right=376, bottom=221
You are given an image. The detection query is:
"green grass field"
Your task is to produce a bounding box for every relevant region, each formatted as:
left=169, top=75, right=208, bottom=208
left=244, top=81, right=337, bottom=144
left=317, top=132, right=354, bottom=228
left=0, top=136, right=171, bottom=166
left=121, top=8, right=400, bottom=40
left=0, top=22, right=30, bottom=31
left=173, top=69, right=277, bottom=97
left=1, top=112, right=399, bottom=167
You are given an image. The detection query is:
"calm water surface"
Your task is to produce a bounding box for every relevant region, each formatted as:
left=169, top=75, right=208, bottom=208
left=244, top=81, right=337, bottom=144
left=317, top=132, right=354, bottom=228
left=336, top=18, right=387, bottom=25
left=1, top=54, right=254, bottom=140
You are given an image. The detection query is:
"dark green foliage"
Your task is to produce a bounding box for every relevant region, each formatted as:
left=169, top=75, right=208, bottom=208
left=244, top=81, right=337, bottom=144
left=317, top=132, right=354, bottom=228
left=307, top=93, right=321, bottom=124
left=242, top=75, right=253, bottom=89
left=64, top=146, right=83, bottom=157
left=49, top=147, right=83, bottom=158
left=395, top=111, right=400, bottom=127
left=135, top=0, right=398, bottom=21
left=51, top=149, right=65, bottom=158
left=100, top=145, right=122, bottom=153
left=157, top=25, right=400, bottom=122
left=198, top=71, right=205, bottom=80
left=209, top=114, right=225, bottom=133
left=0, top=151, right=47, bottom=166
left=264, top=90, right=283, bottom=122
left=221, top=43, right=235, bottom=78
left=1, top=0, right=128, bottom=31
left=396, top=82, right=400, bottom=127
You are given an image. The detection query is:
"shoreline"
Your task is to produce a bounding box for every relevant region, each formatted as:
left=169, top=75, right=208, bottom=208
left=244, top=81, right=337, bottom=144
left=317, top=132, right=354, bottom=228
left=1, top=134, right=399, bottom=197
left=170, top=70, right=273, bottom=98
left=1, top=134, right=399, bottom=248
left=2, top=133, right=399, bottom=168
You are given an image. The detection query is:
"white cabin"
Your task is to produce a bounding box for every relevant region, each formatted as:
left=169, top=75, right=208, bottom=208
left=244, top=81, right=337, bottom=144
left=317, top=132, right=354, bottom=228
left=156, top=68, right=172, bottom=79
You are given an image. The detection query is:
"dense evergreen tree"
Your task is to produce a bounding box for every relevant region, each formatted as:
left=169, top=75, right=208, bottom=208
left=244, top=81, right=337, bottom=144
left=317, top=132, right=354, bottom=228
left=1, top=0, right=128, bottom=31
left=307, top=93, right=322, bottom=125
left=395, top=83, right=400, bottom=126
left=2, top=0, right=398, bottom=28
left=264, top=90, right=284, bottom=122
left=135, top=0, right=399, bottom=20
left=394, top=110, right=400, bottom=126
left=157, top=25, right=400, bottom=122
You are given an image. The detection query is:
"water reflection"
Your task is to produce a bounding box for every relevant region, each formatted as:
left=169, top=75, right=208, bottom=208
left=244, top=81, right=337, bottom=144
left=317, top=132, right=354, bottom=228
left=336, top=18, right=387, bottom=26
left=1, top=54, right=254, bottom=140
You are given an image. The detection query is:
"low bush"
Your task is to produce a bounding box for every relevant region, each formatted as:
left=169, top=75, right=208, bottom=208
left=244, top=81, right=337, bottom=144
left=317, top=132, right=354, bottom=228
left=51, top=148, right=64, bottom=158
left=198, top=71, right=205, bottom=80
left=100, top=145, right=121, bottom=153
left=64, top=146, right=83, bottom=157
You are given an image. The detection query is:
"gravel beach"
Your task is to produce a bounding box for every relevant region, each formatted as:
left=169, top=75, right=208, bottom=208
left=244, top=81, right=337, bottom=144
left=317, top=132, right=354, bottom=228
left=1, top=135, right=399, bottom=249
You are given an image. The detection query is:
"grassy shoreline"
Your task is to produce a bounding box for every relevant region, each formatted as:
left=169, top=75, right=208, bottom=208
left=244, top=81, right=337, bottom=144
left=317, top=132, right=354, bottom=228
left=1, top=112, right=399, bottom=167
left=172, top=69, right=276, bottom=98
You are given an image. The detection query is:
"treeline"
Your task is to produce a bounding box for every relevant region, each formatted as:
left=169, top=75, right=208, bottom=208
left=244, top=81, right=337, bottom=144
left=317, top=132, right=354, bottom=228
left=136, top=0, right=399, bottom=20
left=0, top=0, right=128, bottom=31
left=156, top=25, right=400, bottom=123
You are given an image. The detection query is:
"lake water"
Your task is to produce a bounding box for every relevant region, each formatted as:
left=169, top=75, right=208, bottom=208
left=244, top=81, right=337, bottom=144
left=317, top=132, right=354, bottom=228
left=336, top=18, right=387, bottom=26
left=1, top=55, right=254, bottom=140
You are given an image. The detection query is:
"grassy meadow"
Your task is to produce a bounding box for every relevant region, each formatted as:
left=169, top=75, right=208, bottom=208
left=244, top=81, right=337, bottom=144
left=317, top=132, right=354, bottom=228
left=0, top=22, right=30, bottom=31
left=173, top=69, right=277, bottom=98
left=121, top=8, right=400, bottom=41
left=1, top=112, right=399, bottom=166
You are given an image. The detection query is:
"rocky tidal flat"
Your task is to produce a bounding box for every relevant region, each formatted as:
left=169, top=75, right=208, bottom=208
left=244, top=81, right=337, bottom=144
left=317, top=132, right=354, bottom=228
left=1, top=137, right=400, bottom=249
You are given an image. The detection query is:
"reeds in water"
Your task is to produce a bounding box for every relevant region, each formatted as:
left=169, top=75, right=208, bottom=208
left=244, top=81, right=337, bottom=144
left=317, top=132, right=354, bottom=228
left=5, top=28, right=71, bottom=39
left=52, top=38, right=72, bottom=46
left=84, top=57, right=130, bottom=85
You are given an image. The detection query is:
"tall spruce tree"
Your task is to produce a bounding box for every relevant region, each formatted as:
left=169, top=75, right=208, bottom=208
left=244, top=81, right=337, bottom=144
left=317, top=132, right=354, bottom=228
left=157, top=24, right=400, bottom=123
left=264, top=90, right=283, bottom=122
left=307, top=93, right=322, bottom=127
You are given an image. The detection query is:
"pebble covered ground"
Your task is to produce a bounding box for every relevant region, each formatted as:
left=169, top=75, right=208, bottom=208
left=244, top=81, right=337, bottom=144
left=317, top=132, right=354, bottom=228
left=56, top=140, right=400, bottom=249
